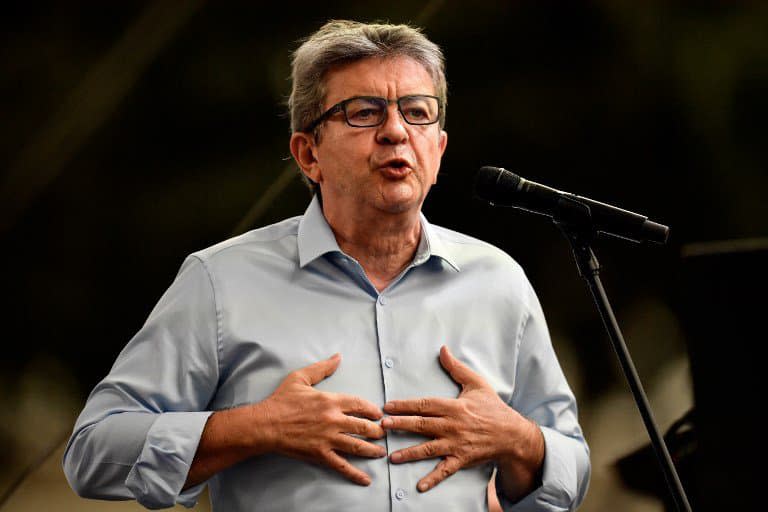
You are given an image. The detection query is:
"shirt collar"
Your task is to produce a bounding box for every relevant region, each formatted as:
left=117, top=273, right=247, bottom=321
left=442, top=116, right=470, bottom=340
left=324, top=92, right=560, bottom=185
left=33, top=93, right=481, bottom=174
left=418, top=211, right=461, bottom=272
left=297, top=195, right=460, bottom=272
left=297, top=195, right=342, bottom=268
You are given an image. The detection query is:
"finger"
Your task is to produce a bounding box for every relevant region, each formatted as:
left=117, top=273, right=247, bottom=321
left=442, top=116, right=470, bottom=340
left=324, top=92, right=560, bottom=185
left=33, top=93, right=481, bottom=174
left=342, top=416, right=385, bottom=439
left=390, top=440, right=448, bottom=463
left=384, top=397, right=455, bottom=416
left=381, top=415, right=440, bottom=436
left=333, top=435, right=387, bottom=459
left=293, top=353, right=341, bottom=386
left=439, top=346, right=484, bottom=388
left=335, top=393, right=384, bottom=420
left=417, top=456, right=462, bottom=492
left=322, top=450, right=372, bottom=486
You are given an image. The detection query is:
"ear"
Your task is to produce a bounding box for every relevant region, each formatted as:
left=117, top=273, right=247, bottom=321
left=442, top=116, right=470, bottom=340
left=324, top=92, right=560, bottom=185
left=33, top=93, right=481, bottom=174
left=290, top=132, right=323, bottom=184
left=432, top=129, right=448, bottom=184
left=439, top=129, right=448, bottom=157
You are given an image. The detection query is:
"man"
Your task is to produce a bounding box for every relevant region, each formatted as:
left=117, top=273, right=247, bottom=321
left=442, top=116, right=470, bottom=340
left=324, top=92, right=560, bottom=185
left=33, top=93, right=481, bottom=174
left=64, top=20, right=589, bottom=511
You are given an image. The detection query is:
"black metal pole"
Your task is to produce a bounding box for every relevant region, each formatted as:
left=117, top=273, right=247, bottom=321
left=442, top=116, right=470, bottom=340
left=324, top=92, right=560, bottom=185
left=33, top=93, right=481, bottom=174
left=557, top=217, right=692, bottom=512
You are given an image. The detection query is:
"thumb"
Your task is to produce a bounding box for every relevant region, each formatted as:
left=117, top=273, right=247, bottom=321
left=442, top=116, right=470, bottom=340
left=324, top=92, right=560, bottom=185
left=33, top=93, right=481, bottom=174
left=295, top=353, right=341, bottom=386
left=439, top=345, right=484, bottom=389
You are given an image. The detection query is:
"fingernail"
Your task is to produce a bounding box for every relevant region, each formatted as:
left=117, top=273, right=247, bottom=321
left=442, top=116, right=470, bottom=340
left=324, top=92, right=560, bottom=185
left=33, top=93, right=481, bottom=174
left=381, top=417, right=392, bottom=428
left=391, top=452, right=402, bottom=462
left=383, top=402, right=393, bottom=412
left=418, top=482, right=428, bottom=492
left=378, top=447, right=387, bottom=457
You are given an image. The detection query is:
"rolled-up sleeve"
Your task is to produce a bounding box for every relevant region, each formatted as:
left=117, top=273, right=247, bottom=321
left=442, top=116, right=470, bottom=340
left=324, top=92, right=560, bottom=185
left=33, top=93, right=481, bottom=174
left=63, top=256, right=220, bottom=509
left=497, top=281, right=591, bottom=511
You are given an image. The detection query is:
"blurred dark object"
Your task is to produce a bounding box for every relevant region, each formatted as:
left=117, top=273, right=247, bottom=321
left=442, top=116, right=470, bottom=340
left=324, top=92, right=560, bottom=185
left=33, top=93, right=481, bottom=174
left=616, top=408, right=697, bottom=510
left=617, top=238, right=767, bottom=511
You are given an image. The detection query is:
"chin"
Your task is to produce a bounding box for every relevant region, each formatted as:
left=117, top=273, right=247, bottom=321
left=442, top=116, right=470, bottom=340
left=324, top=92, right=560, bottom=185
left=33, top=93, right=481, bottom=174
left=373, top=181, right=426, bottom=214
left=375, top=195, right=423, bottom=214
left=377, top=203, right=413, bottom=214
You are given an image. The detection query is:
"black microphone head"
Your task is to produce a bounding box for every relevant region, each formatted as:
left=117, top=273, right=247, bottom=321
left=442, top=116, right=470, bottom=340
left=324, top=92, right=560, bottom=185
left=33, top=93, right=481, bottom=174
left=639, top=219, right=670, bottom=244
left=474, top=166, right=522, bottom=206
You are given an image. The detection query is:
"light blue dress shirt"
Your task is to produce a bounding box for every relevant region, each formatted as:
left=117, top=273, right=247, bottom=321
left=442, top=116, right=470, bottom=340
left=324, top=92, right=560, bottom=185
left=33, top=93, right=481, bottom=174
left=63, top=196, right=589, bottom=511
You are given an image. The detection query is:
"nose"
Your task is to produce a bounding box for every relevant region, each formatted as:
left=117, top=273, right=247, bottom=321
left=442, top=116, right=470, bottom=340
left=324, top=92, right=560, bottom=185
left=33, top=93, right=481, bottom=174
left=375, top=104, right=409, bottom=145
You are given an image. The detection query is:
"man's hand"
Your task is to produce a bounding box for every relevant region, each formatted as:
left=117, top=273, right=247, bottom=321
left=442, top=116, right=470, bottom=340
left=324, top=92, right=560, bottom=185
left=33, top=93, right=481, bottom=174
left=185, top=353, right=385, bottom=489
left=259, top=353, right=387, bottom=486
left=381, top=346, right=544, bottom=498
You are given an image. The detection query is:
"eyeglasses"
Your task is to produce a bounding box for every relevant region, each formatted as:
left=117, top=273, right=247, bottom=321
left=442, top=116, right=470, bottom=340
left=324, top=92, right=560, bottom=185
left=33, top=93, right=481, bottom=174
left=303, top=95, right=442, bottom=133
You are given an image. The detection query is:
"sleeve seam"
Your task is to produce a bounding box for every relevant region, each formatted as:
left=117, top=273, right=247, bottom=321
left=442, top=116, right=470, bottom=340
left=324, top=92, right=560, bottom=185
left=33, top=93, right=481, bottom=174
left=191, top=255, right=223, bottom=382
left=509, top=309, right=531, bottom=407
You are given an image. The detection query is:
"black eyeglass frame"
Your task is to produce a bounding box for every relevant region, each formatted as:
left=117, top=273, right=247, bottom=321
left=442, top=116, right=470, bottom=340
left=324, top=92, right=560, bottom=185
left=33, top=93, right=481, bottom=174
left=302, top=94, right=443, bottom=133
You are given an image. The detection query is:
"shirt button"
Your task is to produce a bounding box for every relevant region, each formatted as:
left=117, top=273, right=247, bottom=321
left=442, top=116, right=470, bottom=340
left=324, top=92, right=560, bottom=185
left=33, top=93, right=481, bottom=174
left=395, top=488, right=406, bottom=500
left=378, top=295, right=387, bottom=305
left=384, top=358, right=394, bottom=368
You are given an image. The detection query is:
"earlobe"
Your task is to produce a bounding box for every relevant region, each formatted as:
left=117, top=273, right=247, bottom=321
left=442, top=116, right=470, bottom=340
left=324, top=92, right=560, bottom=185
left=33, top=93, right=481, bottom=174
left=289, top=132, right=322, bottom=184
left=439, top=130, right=448, bottom=156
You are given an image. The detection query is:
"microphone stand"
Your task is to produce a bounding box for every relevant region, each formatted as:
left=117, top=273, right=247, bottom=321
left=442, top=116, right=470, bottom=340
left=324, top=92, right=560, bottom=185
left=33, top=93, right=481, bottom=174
left=551, top=196, right=692, bottom=512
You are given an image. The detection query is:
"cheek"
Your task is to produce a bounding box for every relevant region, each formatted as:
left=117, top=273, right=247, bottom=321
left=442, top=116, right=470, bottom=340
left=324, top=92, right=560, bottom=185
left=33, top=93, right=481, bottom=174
left=319, top=132, right=373, bottom=168
left=416, top=135, right=443, bottom=170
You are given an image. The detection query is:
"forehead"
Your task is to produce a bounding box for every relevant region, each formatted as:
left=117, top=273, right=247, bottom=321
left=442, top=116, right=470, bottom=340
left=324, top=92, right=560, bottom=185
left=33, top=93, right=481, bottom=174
left=322, top=55, right=435, bottom=107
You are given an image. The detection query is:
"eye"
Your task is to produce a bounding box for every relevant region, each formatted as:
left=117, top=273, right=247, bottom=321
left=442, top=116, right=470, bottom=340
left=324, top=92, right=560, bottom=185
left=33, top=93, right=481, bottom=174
left=405, top=107, right=428, bottom=120
left=400, top=96, right=438, bottom=124
left=351, top=108, right=377, bottom=120
left=345, top=98, right=385, bottom=124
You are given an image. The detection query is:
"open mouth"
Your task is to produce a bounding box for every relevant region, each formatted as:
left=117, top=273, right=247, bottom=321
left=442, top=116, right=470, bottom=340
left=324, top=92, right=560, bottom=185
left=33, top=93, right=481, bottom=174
left=385, top=159, right=409, bottom=169
left=378, top=158, right=412, bottom=178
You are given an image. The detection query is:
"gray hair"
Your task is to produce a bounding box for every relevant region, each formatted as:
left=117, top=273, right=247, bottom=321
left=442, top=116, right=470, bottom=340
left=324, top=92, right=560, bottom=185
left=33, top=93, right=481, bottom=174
left=288, top=20, right=447, bottom=191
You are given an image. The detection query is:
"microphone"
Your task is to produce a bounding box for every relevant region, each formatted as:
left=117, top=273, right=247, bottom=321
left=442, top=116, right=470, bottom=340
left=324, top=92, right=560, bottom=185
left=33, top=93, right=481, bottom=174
left=474, top=166, right=669, bottom=244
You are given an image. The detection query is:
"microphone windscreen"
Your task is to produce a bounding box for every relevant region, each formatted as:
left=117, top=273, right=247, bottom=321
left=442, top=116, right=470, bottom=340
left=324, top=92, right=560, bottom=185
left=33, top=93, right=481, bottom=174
left=474, top=166, right=521, bottom=206
left=639, top=219, right=670, bottom=245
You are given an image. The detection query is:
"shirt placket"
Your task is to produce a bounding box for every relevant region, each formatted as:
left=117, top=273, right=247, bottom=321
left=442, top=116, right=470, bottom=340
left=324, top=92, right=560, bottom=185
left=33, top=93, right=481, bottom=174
left=376, top=284, right=427, bottom=510
left=344, top=252, right=428, bottom=509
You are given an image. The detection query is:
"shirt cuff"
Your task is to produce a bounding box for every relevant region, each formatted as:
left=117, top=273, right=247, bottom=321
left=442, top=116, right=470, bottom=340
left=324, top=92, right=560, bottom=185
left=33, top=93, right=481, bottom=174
left=496, top=426, right=581, bottom=511
left=125, top=411, right=213, bottom=509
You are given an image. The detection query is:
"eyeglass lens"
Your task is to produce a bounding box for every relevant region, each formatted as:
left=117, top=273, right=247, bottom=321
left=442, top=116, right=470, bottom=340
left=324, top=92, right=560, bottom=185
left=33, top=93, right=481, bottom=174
left=345, top=96, right=439, bottom=127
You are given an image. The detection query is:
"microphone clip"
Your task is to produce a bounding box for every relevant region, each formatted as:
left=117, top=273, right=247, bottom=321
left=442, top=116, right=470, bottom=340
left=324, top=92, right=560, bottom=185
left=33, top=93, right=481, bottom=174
left=552, top=196, right=601, bottom=279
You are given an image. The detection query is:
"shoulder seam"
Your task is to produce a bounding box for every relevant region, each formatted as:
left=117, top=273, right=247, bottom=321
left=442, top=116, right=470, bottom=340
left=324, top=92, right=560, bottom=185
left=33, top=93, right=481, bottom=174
left=429, top=225, right=505, bottom=249
left=194, top=231, right=299, bottom=261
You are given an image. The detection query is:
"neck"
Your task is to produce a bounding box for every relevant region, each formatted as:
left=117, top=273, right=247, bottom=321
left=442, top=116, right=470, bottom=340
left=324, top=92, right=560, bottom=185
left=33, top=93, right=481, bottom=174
left=322, top=202, right=422, bottom=292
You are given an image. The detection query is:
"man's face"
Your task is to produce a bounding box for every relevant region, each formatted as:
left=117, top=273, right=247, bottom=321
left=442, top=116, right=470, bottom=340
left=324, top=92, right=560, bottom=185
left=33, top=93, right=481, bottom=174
left=298, top=56, right=448, bottom=216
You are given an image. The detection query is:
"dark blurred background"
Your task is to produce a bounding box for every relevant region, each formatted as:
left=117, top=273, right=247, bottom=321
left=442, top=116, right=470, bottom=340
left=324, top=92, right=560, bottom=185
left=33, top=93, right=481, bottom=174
left=1, top=1, right=766, bottom=510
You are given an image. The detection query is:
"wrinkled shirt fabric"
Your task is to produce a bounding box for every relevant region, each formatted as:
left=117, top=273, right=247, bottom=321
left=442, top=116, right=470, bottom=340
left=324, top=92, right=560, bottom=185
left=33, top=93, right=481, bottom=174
left=64, top=196, right=590, bottom=511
